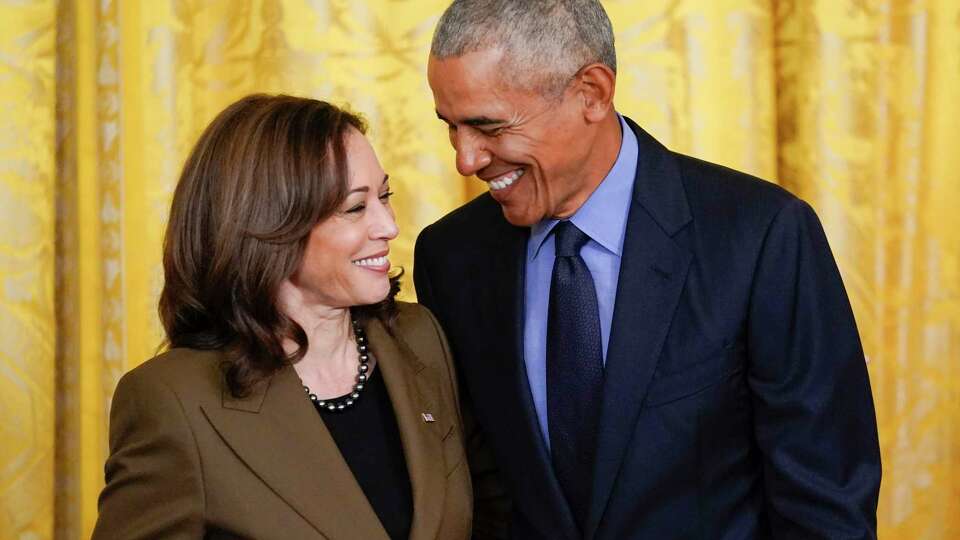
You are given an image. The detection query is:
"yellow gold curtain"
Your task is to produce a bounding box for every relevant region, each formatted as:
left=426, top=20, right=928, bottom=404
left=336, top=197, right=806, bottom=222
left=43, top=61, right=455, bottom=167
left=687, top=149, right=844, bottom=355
left=0, top=1, right=957, bottom=538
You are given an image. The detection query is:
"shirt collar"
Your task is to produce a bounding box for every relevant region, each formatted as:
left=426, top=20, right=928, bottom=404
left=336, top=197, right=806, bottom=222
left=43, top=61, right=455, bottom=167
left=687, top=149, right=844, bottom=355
left=529, top=114, right=639, bottom=259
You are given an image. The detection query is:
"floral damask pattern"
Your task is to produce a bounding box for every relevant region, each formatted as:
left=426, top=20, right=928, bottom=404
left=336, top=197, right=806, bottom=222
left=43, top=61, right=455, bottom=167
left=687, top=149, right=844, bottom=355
left=0, top=1, right=56, bottom=538
left=775, top=2, right=960, bottom=536
left=0, top=1, right=957, bottom=538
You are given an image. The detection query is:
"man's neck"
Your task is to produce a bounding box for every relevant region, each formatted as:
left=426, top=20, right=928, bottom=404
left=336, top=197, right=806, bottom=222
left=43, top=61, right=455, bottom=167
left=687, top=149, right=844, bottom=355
left=552, top=112, right=623, bottom=220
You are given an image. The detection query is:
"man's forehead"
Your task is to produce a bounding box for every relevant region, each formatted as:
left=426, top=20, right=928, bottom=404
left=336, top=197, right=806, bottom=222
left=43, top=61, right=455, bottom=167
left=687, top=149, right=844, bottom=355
left=430, top=82, right=512, bottom=125
left=428, top=50, right=526, bottom=96
left=429, top=59, right=543, bottom=124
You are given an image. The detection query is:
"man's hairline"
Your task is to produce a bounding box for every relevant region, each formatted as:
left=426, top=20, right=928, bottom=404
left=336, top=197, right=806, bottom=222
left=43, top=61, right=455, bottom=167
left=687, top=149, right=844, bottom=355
left=428, top=47, right=584, bottom=104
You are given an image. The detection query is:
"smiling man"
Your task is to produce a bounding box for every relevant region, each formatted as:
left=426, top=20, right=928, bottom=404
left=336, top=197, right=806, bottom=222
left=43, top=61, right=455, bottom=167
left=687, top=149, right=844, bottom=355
left=428, top=44, right=621, bottom=228
left=414, top=2, right=881, bottom=539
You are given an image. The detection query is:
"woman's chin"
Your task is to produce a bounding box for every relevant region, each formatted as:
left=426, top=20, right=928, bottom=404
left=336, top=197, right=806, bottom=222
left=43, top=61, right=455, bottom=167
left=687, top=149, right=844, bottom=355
left=352, top=281, right=391, bottom=307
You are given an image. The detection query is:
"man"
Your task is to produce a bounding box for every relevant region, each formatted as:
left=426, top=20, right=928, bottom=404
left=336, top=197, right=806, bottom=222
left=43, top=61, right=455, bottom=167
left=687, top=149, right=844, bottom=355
left=414, top=1, right=882, bottom=539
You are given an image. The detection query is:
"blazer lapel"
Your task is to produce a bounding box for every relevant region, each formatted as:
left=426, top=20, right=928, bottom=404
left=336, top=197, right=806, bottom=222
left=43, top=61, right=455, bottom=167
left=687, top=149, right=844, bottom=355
left=201, top=365, right=388, bottom=540
left=485, top=218, right=580, bottom=537
left=365, top=318, right=448, bottom=540
left=585, top=119, right=694, bottom=539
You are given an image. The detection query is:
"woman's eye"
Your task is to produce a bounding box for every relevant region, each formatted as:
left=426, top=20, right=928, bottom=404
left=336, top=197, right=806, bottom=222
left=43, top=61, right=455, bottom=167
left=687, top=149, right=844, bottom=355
left=346, top=204, right=365, bottom=214
left=379, top=191, right=394, bottom=202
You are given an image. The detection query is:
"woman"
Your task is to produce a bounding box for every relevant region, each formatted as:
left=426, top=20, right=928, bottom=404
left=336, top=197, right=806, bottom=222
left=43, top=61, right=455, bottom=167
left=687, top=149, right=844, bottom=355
left=92, top=95, right=471, bottom=539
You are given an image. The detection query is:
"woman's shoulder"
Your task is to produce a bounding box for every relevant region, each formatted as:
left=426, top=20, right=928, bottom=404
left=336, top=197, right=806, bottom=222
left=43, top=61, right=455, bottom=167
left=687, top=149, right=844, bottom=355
left=393, top=302, right=445, bottom=349
left=391, top=302, right=453, bottom=367
left=116, top=347, right=225, bottom=404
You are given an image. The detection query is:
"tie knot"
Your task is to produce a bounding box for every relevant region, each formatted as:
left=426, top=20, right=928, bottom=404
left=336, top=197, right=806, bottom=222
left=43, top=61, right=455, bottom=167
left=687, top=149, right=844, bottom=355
left=553, top=221, right=590, bottom=257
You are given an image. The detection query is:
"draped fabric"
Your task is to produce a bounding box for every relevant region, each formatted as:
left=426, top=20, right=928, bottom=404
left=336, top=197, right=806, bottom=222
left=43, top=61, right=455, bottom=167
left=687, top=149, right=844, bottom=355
left=0, top=1, right=956, bottom=538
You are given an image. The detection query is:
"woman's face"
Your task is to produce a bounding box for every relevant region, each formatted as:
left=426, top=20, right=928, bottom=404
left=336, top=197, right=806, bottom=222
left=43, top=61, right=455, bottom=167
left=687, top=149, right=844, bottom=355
left=288, top=129, right=399, bottom=309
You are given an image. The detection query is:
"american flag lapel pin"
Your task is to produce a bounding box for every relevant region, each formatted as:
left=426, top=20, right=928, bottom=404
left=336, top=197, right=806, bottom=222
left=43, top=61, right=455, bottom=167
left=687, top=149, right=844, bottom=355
left=421, top=412, right=435, bottom=423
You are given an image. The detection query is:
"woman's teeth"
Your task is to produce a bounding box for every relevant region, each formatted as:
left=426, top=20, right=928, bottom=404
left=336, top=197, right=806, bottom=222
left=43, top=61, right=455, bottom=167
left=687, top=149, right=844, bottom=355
left=353, top=256, right=387, bottom=267
left=489, top=169, right=524, bottom=191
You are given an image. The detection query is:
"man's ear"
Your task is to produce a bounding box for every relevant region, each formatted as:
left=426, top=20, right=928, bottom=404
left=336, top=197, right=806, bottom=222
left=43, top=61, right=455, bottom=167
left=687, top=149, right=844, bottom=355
left=576, top=63, right=616, bottom=123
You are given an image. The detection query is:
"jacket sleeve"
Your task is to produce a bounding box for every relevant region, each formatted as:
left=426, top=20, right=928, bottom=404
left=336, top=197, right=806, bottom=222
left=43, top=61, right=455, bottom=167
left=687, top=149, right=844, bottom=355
left=747, top=198, right=881, bottom=539
left=415, top=228, right=511, bottom=540
left=92, top=366, right=205, bottom=539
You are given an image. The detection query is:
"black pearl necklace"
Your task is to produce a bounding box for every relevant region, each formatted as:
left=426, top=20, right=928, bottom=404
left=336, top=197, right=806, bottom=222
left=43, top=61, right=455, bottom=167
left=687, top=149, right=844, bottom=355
left=302, top=317, right=370, bottom=413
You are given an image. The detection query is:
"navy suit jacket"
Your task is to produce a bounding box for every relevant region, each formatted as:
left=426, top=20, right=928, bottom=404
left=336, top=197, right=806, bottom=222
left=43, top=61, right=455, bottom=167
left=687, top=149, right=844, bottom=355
left=413, top=118, right=881, bottom=540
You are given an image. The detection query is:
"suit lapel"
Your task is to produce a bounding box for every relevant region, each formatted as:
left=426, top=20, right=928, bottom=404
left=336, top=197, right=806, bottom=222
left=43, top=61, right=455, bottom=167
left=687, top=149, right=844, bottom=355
left=201, top=325, right=450, bottom=540
left=365, top=318, right=448, bottom=540
left=585, top=119, right=693, bottom=539
left=485, top=217, right=581, bottom=537
left=201, top=365, right=388, bottom=540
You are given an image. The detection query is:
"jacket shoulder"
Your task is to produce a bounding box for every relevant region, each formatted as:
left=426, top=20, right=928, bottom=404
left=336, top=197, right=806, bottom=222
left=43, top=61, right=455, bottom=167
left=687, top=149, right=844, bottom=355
left=393, top=302, right=445, bottom=355
left=678, top=153, right=795, bottom=206
left=117, top=348, right=224, bottom=407
left=418, top=193, right=503, bottom=246
left=672, top=152, right=804, bottom=233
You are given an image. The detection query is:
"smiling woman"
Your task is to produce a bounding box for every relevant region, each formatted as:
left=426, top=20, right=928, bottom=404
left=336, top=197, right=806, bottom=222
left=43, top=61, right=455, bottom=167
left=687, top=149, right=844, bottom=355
left=284, top=131, right=398, bottom=313
left=158, top=95, right=392, bottom=396
left=90, top=94, right=472, bottom=540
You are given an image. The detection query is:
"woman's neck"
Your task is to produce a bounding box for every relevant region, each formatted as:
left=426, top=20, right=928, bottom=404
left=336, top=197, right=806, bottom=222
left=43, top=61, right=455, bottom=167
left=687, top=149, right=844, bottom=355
left=276, top=281, right=360, bottom=397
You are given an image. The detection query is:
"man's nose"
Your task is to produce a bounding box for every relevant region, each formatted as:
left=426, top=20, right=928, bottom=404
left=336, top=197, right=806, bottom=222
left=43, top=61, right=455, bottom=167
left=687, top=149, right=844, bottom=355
left=452, top=129, right=492, bottom=177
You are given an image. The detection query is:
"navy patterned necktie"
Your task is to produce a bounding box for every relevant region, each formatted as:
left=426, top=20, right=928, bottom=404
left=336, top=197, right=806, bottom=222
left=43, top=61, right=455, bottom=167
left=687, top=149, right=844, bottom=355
left=547, top=220, right=604, bottom=529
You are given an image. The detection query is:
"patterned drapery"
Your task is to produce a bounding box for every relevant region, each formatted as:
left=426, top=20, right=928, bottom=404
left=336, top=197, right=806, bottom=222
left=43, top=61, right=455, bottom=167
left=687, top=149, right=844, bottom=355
left=1, top=1, right=957, bottom=538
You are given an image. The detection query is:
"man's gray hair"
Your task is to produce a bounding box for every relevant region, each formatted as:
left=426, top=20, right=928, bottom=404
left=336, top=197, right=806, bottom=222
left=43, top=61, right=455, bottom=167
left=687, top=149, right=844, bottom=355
left=431, top=0, right=616, bottom=97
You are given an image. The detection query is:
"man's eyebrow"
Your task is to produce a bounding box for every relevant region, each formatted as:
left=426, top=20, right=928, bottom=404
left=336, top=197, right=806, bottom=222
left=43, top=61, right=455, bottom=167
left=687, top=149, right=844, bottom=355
left=435, top=110, right=506, bottom=127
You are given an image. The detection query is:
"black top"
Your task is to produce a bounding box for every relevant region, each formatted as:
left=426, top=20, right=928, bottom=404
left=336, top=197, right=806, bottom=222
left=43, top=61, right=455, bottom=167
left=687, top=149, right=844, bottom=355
left=315, top=366, right=413, bottom=540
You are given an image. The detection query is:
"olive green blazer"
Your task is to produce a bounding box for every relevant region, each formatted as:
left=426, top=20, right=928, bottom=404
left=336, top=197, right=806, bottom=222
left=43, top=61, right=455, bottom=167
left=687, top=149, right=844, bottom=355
left=92, top=303, right=471, bottom=540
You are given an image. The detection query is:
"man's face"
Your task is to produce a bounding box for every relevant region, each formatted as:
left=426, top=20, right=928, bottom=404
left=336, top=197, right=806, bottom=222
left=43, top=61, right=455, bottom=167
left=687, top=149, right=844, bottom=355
left=428, top=48, right=597, bottom=226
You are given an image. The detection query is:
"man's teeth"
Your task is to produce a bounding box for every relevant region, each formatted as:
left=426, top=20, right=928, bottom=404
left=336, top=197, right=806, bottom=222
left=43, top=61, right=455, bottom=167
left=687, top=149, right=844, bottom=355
left=489, top=169, right=524, bottom=191
left=353, top=256, right=387, bottom=267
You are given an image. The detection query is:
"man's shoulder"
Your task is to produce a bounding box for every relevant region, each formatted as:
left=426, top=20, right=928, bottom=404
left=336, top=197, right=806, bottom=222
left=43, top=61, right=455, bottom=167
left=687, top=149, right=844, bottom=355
left=417, top=192, right=506, bottom=249
left=624, top=115, right=798, bottom=218
left=425, top=191, right=503, bottom=229
left=677, top=153, right=794, bottom=206
left=670, top=151, right=802, bottom=229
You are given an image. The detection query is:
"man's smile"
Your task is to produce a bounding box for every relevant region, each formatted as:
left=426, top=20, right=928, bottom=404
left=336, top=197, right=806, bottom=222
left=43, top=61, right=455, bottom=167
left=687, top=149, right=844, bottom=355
left=484, top=168, right=525, bottom=191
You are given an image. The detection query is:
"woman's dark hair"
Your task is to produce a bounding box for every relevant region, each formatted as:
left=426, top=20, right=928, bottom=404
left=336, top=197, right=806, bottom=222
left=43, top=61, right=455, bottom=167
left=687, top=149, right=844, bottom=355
left=159, top=94, right=401, bottom=397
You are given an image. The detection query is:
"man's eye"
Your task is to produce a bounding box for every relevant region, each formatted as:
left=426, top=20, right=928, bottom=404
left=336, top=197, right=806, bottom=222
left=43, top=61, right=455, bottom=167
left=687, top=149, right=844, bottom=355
left=482, top=127, right=505, bottom=137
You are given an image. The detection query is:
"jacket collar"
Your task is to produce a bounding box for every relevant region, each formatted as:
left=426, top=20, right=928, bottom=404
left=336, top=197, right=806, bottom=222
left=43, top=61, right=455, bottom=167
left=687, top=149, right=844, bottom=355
left=584, top=117, right=693, bottom=539
left=624, top=116, right=693, bottom=236
left=201, top=317, right=448, bottom=540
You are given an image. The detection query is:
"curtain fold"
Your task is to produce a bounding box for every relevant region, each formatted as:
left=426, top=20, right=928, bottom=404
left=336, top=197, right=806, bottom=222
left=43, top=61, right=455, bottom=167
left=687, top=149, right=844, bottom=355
left=0, top=1, right=56, bottom=538
left=0, top=1, right=957, bottom=538
left=775, top=4, right=960, bottom=535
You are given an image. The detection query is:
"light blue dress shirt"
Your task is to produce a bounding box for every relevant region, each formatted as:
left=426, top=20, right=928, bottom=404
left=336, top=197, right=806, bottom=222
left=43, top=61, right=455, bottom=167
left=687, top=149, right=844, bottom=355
left=523, top=115, right=639, bottom=449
